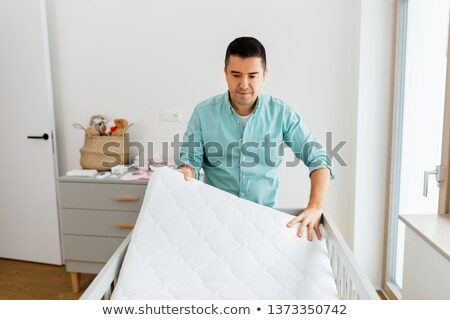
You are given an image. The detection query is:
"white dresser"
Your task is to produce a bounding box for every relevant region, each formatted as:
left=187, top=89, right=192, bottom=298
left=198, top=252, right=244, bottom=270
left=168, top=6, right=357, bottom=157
left=58, top=174, right=148, bottom=293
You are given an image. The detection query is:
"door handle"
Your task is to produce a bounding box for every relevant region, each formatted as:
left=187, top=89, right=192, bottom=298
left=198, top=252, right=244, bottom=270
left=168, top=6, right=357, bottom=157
left=423, top=165, right=446, bottom=197
left=27, top=133, right=49, bottom=140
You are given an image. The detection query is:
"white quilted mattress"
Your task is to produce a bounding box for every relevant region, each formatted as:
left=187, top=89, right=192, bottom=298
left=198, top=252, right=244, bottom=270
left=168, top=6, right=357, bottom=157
left=111, top=168, right=338, bottom=299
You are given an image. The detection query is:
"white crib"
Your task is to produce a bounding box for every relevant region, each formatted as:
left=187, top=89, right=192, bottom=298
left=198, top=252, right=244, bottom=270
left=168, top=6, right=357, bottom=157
left=80, top=168, right=378, bottom=300
left=80, top=210, right=378, bottom=300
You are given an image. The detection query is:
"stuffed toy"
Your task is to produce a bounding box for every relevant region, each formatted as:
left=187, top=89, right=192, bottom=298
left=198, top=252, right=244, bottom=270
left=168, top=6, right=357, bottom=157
left=100, top=120, right=117, bottom=136
left=111, top=118, right=129, bottom=137
left=85, top=114, right=105, bottom=136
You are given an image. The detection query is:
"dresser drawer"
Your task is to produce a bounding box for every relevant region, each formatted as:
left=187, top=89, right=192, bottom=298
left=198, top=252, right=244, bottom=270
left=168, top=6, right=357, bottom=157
left=59, top=182, right=146, bottom=211
left=63, top=235, right=125, bottom=263
left=61, top=209, right=138, bottom=237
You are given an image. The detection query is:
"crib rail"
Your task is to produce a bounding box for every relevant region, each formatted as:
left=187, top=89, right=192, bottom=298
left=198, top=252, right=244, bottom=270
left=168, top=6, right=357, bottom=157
left=322, top=214, right=379, bottom=300
left=80, top=232, right=132, bottom=300
left=278, top=208, right=379, bottom=300
left=81, top=209, right=379, bottom=300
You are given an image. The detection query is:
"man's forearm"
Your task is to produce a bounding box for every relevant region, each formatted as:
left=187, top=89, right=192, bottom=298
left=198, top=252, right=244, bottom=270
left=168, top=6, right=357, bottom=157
left=307, top=168, right=331, bottom=210
left=287, top=167, right=330, bottom=240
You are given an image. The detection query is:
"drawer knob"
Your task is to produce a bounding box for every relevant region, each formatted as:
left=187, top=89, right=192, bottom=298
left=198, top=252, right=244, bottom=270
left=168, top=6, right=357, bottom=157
left=116, top=223, right=135, bottom=229
left=114, top=195, right=139, bottom=201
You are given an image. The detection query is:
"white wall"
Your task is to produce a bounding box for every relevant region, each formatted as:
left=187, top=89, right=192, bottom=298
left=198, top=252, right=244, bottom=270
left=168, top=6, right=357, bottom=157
left=45, top=0, right=396, bottom=288
left=353, top=0, right=396, bottom=287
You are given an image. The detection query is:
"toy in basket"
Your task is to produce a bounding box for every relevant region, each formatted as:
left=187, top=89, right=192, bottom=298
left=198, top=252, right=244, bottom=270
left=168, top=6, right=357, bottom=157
left=73, top=116, right=133, bottom=171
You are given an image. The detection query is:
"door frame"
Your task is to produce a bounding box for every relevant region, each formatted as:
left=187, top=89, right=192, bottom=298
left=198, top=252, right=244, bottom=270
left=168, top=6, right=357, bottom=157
left=42, top=0, right=64, bottom=261
left=439, top=16, right=450, bottom=215
left=382, top=0, right=403, bottom=300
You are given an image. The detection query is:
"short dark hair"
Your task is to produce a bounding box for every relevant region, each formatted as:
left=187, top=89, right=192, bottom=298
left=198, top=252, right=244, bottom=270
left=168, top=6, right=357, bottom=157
left=225, top=37, right=266, bottom=69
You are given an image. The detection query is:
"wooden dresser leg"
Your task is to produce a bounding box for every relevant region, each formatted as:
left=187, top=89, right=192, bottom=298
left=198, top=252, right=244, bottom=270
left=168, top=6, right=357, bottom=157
left=70, top=272, right=81, bottom=293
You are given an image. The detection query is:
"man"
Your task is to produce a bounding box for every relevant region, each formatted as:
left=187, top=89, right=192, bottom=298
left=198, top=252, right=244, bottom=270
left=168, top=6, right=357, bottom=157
left=176, top=37, right=334, bottom=241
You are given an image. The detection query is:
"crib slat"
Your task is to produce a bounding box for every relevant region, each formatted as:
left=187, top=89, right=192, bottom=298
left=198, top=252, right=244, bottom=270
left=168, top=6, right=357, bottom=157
left=80, top=232, right=132, bottom=300
left=104, top=285, right=112, bottom=300
left=321, top=213, right=380, bottom=300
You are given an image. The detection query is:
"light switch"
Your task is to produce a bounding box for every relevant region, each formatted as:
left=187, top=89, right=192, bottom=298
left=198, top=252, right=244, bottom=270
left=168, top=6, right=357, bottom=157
left=161, top=111, right=182, bottom=122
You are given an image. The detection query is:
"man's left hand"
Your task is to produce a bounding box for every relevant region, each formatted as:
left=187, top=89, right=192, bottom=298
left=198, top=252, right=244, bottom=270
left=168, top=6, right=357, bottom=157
left=286, top=206, right=323, bottom=241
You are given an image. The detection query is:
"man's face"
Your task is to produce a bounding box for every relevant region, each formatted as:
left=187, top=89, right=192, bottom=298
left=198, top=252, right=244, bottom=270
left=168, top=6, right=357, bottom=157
left=224, top=55, right=267, bottom=110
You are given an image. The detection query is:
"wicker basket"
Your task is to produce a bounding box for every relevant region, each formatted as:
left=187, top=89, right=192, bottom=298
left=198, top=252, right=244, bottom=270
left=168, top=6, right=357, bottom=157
left=73, top=123, right=132, bottom=171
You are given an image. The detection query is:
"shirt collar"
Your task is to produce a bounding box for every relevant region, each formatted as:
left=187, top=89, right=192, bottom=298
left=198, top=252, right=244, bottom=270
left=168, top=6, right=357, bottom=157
left=225, top=91, right=262, bottom=115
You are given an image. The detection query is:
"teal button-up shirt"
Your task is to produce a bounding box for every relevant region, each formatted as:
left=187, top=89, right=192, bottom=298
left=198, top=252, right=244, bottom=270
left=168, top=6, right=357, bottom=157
left=176, top=92, right=334, bottom=207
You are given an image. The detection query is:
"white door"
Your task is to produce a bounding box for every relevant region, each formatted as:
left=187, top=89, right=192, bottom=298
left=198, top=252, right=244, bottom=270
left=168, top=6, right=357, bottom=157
left=384, top=0, right=450, bottom=298
left=0, top=0, right=62, bottom=264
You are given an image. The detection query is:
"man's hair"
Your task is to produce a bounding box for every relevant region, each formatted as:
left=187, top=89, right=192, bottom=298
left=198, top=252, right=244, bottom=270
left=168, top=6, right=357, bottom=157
left=225, top=37, right=266, bottom=69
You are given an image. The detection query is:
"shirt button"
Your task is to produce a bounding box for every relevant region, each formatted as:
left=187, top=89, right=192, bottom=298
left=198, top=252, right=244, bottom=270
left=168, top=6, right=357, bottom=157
left=237, top=120, right=240, bottom=123
left=241, top=193, right=245, bottom=196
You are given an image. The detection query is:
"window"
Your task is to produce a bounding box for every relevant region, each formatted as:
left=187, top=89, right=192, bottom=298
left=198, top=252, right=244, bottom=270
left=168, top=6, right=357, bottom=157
left=384, top=0, right=450, bottom=299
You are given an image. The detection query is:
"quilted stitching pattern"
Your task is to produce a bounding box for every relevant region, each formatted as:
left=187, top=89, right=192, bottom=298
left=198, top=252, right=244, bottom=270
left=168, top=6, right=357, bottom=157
left=111, top=168, right=338, bottom=299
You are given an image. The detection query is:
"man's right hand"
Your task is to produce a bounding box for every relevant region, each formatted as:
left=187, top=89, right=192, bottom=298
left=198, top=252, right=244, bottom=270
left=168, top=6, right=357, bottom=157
left=177, top=165, right=196, bottom=181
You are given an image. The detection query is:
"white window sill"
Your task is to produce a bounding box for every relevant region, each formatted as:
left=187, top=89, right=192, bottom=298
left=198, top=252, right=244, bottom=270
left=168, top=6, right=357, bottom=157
left=399, top=214, right=450, bottom=262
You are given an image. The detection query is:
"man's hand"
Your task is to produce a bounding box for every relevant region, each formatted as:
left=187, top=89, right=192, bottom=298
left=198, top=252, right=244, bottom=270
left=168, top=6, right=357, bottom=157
left=177, top=165, right=196, bottom=181
left=286, top=206, right=323, bottom=241
left=287, top=168, right=330, bottom=241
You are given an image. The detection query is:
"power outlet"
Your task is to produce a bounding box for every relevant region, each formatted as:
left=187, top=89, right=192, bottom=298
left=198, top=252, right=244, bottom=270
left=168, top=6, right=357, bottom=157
left=161, top=111, right=182, bottom=122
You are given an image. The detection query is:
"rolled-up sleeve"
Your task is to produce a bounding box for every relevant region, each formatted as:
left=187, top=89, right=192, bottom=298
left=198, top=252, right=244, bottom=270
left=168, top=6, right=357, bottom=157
left=175, top=107, right=204, bottom=180
left=282, top=106, right=335, bottom=179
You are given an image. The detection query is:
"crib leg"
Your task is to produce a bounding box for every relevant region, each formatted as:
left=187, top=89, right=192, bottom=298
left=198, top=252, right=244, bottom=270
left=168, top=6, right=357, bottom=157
left=70, top=272, right=81, bottom=293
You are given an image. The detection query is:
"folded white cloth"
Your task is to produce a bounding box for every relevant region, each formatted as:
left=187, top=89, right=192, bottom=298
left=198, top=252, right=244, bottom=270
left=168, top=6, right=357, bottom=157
left=66, top=169, right=98, bottom=177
